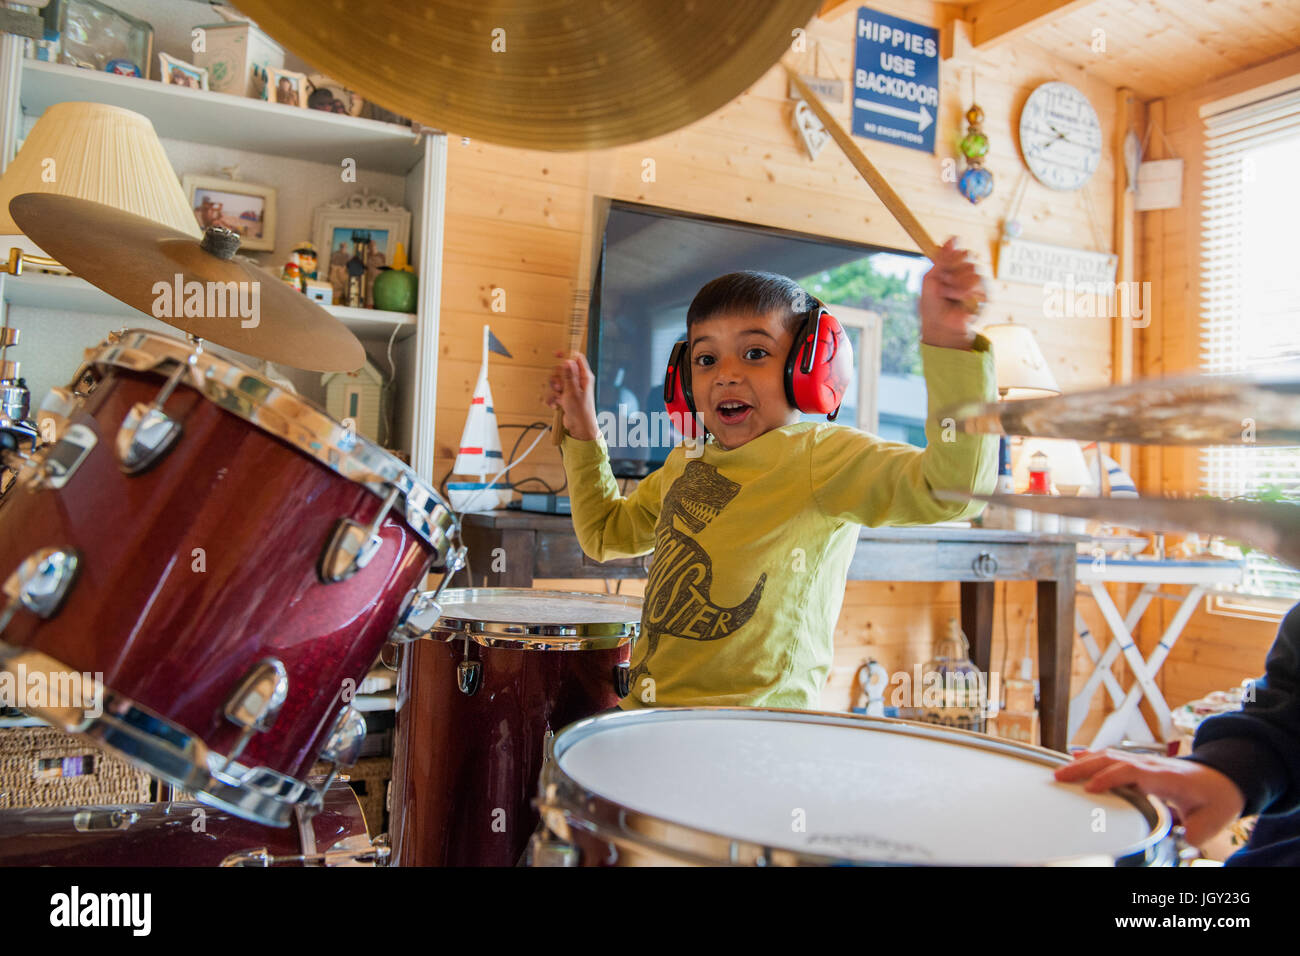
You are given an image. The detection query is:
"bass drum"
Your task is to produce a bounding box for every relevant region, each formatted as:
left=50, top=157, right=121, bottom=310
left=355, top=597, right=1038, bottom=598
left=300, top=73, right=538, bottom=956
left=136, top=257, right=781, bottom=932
left=534, top=708, right=1176, bottom=866
left=0, top=783, right=381, bottom=866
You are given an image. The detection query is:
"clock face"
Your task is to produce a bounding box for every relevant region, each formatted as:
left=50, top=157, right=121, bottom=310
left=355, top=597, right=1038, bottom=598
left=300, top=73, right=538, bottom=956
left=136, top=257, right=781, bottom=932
left=1019, top=82, right=1102, bottom=191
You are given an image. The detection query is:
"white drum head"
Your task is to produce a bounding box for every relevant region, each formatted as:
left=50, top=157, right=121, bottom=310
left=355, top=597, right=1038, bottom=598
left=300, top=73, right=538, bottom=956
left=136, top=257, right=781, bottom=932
left=554, top=710, right=1162, bottom=865
left=406, top=589, right=641, bottom=649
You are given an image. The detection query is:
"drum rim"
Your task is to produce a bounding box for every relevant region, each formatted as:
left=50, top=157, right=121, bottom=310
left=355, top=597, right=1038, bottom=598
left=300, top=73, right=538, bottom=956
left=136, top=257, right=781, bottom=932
left=0, top=641, right=319, bottom=828
left=538, top=706, right=1174, bottom=867
left=418, top=588, right=642, bottom=649
left=87, top=329, right=459, bottom=558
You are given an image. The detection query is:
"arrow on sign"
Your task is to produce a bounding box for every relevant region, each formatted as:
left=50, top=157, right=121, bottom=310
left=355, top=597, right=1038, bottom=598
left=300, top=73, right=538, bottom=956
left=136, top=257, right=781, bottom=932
left=853, top=99, right=933, bottom=133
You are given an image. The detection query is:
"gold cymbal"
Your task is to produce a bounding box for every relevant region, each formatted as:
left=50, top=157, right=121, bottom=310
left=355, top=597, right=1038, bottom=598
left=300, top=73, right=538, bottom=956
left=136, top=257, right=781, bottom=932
left=232, top=0, right=823, bottom=150
left=945, top=370, right=1300, bottom=446
left=10, top=193, right=365, bottom=373
left=936, top=490, right=1300, bottom=570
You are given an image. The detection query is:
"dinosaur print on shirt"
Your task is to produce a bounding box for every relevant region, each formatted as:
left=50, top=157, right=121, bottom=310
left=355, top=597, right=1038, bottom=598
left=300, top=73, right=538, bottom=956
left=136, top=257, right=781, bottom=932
left=632, top=460, right=767, bottom=687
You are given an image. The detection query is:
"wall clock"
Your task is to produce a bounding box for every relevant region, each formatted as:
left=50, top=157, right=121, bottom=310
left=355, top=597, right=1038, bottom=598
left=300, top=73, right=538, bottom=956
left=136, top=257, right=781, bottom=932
left=1019, top=82, right=1102, bottom=191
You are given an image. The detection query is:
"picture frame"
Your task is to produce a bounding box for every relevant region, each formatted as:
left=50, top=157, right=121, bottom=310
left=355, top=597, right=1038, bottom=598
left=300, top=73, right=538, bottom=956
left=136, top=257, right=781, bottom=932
left=306, top=73, right=363, bottom=116
left=158, top=53, right=208, bottom=91
left=265, top=65, right=308, bottom=108
left=182, top=174, right=277, bottom=253
left=313, top=192, right=411, bottom=307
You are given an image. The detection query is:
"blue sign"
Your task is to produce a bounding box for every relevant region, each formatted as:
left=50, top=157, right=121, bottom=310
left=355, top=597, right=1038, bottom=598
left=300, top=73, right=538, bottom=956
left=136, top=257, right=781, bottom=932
left=852, top=7, right=939, bottom=154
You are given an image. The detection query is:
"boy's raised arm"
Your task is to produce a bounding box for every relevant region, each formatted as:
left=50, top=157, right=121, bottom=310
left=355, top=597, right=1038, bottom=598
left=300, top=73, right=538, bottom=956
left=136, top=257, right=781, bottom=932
left=810, top=336, right=998, bottom=526
left=548, top=351, right=662, bottom=561
left=811, top=238, right=998, bottom=526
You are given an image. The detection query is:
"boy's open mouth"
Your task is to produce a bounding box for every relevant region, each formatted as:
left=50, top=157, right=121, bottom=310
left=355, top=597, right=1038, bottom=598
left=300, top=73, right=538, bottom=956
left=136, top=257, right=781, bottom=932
left=716, top=400, right=752, bottom=425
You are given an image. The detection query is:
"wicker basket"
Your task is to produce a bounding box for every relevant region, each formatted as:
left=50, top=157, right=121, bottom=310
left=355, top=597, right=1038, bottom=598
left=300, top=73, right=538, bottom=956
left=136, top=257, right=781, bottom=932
left=0, top=727, right=152, bottom=808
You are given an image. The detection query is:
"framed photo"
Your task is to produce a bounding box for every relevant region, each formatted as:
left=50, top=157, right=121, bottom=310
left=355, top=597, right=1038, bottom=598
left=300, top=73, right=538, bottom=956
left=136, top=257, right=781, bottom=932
left=313, top=193, right=411, bottom=307
left=266, top=66, right=308, bottom=108
left=158, top=53, right=208, bottom=91
left=182, top=174, right=277, bottom=253
left=306, top=74, right=363, bottom=116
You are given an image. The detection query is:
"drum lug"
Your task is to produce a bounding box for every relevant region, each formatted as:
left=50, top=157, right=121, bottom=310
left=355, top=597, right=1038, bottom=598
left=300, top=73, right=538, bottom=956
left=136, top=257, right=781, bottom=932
left=386, top=539, right=467, bottom=641
left=0, top=547, right=80, bottom=630
left=116, top=353, right=197, bottom=474
left=387, top=589, right=442, bottom=643
left=36, top=386, right=79, bottom=441
left=613, top=660, right=631, bottom=697
left=29, top=423, right=97, bottom=491
left=222, top=657, right=289, bottom=768
left=457, top=659, right=482, bottom=696
left=117, top=404, right=182, bottom=473
left=313, top=705, right=368, bottom=802
left=319, top=486, right=401, bottom=583
left=319, top=706, right=367, bottom=767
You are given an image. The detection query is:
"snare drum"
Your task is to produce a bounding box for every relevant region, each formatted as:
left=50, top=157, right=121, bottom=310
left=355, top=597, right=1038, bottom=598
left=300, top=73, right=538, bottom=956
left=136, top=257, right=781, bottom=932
left=389, top=588, right=640, bottom=866
left=0, top=782, right=380, bottom=866
left=534, top=708, right=1175, bottom=866
left=0, top=330, right=463, bottom=827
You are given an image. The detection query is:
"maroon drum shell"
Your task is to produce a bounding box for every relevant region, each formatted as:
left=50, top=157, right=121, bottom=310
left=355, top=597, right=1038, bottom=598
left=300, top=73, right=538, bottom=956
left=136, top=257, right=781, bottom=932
left=389, top=637, right=630, bottom=866
left=0, top=367, right=432, bottom=779
left=0, top=784, right=368, bottom=866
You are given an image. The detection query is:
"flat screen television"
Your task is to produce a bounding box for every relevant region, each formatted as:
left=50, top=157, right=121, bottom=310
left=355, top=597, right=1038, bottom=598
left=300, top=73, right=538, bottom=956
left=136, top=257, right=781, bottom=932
left=588, top=200, right=930, bottom=478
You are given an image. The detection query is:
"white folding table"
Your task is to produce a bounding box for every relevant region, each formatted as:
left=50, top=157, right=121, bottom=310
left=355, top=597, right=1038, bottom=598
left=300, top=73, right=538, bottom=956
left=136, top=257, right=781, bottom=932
left=1070, top=556, right=1244, bottom=749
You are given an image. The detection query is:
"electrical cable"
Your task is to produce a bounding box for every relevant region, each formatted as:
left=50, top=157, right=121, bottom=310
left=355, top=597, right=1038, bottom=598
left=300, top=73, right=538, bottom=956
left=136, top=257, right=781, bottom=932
left=454, top=425, right=550, bottom=517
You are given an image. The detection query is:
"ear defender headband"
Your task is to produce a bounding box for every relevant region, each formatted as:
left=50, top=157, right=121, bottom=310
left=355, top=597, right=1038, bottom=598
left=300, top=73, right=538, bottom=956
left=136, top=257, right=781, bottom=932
left=663, top=298, right=854, bottom=430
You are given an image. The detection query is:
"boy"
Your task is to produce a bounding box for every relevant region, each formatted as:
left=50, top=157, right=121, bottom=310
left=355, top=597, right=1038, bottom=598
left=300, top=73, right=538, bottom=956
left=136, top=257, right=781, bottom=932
left=545, top=239, right=997, bottom=709
left=1056, top=601, right=1300, bottom=864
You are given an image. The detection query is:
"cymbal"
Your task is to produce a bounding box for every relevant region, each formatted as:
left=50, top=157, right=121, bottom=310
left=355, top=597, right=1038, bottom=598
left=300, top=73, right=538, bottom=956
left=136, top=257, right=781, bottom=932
left=232, top=0, right=823, bottom=150
left=9, top=193, right=365, bottom=373
left=935, top=491, right=1300, bottom=570
left=946, top=370, right=1300, bottom=446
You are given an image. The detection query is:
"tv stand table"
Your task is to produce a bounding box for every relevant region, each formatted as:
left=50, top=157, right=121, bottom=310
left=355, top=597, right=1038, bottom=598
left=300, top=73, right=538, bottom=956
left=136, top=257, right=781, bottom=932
left=452, top=513, right=1083, bottom=751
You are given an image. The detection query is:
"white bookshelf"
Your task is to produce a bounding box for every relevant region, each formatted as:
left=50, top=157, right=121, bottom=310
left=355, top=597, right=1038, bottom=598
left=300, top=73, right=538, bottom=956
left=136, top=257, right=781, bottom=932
left=1, top=33, right=446, bottom=477
left=20, top=59, right=428, bottom=175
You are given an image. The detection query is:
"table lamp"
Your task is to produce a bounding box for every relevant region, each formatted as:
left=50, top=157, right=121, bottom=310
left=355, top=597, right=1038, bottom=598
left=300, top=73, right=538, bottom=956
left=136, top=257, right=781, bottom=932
left=0, top=101, right=201, bottom=465
left=0, top=100, right=201, bottom=268
left=980, top=322, right=1060, bottom=401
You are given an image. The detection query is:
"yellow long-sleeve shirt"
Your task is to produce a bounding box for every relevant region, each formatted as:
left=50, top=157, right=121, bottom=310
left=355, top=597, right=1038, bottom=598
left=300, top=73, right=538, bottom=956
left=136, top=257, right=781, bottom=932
left=560, top=336, right=998, bottom=710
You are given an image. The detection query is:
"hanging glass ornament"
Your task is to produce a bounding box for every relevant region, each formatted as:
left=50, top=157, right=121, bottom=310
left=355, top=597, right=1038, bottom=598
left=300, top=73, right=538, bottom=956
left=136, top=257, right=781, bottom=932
left=958, top=104, right=994, bottom=204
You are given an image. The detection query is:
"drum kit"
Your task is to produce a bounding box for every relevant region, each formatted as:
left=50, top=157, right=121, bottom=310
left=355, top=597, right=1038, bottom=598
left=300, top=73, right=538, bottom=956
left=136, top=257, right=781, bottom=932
left=0, top=0, right=1289, bottom=868
left=0, top=188, right=1191, bottom=867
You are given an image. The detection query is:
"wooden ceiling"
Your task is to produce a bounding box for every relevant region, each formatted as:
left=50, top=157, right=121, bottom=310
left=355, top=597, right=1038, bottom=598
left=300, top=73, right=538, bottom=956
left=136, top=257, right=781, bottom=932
left=818, top=0, right=1300, bottom=99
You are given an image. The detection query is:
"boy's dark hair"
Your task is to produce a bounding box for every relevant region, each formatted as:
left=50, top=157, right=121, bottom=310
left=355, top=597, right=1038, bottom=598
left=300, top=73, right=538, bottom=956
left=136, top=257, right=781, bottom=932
left=686, top=271, right=816, bottom=338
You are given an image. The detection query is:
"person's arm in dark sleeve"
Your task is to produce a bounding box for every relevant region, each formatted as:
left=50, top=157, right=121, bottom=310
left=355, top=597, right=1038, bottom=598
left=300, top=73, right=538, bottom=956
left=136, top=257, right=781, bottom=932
left=1185, top=602, right=1300, bottom=816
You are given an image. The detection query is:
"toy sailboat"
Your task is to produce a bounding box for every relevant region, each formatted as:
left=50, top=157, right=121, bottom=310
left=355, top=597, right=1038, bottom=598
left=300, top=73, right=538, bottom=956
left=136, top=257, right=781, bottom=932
left=447, top=325, right=514, bottom=512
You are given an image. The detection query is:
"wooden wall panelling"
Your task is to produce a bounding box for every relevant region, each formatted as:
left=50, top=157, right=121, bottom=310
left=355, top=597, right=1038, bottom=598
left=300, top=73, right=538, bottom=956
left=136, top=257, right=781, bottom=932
left=438, top=0, right=1127, bottom=737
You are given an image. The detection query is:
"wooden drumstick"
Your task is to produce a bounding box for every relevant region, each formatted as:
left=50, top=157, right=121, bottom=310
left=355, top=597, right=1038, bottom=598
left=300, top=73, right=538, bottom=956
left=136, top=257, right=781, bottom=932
left=785, top=67, right=982, bottom=313
left=551, top=289, right=588, bottom=446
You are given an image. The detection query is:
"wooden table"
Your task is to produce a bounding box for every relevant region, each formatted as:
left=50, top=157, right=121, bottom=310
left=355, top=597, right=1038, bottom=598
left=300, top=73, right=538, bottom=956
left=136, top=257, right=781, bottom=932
left=452, top=513, right=1082, bottom=751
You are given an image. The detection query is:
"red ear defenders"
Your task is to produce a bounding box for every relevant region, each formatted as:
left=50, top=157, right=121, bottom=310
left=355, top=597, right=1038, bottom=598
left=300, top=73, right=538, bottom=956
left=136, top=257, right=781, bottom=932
left=663, top=303, right=854, bottom=438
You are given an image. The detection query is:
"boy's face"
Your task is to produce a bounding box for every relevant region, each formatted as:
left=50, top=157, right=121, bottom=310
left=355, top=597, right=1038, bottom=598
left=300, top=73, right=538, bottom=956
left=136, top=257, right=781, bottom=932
left=689, top=309, right=800, bottom=450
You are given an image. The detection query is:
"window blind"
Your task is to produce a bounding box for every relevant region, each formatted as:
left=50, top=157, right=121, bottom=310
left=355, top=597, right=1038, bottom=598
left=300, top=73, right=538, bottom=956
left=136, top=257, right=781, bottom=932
left=1199, top=86, right=1300, bottom=599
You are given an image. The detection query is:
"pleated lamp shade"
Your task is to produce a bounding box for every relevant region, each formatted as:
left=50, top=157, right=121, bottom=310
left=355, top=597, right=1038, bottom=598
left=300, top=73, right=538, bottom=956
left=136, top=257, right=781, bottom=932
left=979, top=323, right=1061, bottom=400
left=0, top=101, right=199, bottom=238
